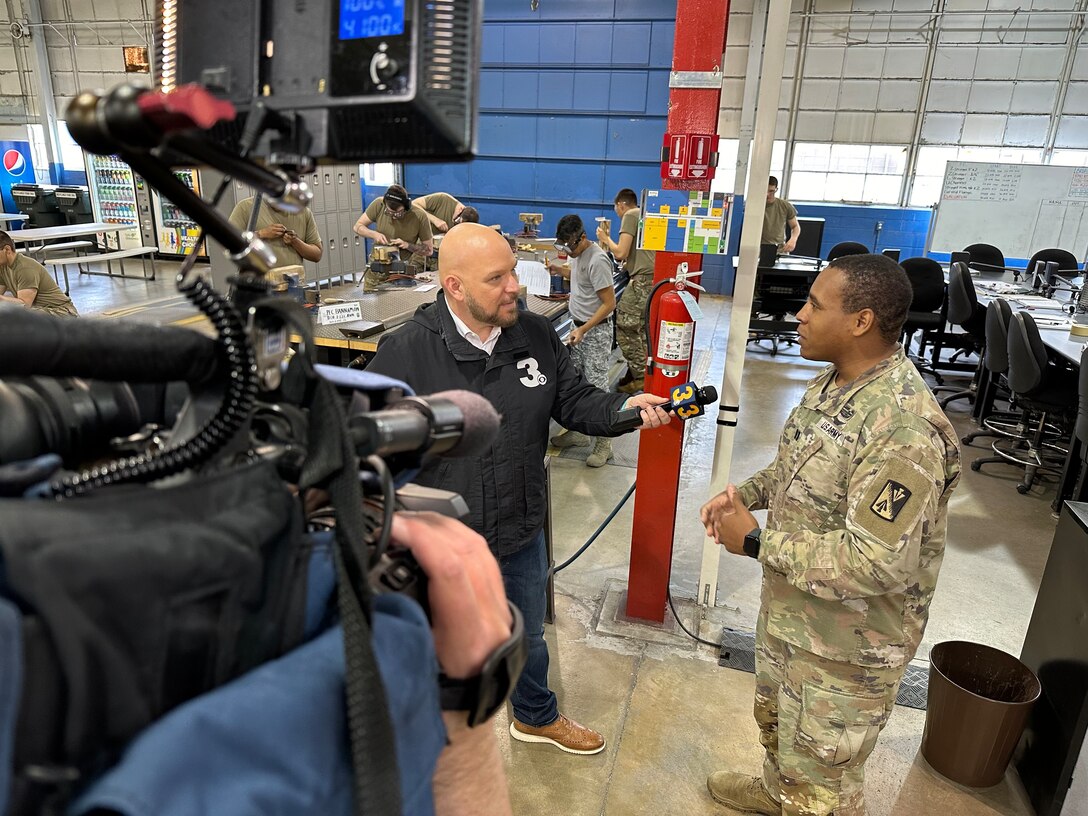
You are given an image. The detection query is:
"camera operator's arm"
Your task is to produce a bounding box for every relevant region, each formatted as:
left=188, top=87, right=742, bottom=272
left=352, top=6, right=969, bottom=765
left=390, top=512, right=513, bottom=816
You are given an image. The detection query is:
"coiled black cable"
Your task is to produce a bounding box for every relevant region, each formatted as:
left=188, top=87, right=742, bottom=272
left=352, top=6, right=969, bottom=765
left=51, top=272, right=258, bottom=498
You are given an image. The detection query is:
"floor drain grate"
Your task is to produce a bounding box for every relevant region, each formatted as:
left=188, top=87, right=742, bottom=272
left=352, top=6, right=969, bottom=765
left=717, top=628, right=930, bottom=710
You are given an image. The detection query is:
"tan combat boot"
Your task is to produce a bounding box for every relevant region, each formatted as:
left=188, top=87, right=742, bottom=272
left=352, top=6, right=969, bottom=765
left=706, top=772, right=781, bottom=815
left=585, top=438, right=613, bottom=468
left=550, top=429, right=590, bottom=448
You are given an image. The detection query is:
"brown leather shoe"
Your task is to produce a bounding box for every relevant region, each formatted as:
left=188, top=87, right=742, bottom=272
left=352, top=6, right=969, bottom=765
left=509, top=713, right=605, bottom=755
left=617, top=378, right=644, bottom=394
left=706, top=772, right=781, bottom=814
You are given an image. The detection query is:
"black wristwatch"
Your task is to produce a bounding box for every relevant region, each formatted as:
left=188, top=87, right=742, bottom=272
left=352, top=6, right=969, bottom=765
left=743, top=527, right=762, bottom=559
left=439, top=602, right=528, bottom=727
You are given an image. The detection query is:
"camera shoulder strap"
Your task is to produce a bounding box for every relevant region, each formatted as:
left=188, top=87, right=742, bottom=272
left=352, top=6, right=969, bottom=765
left=303, top=376, right=402, bottom=816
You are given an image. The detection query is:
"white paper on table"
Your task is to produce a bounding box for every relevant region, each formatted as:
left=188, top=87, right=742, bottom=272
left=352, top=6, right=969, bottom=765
left=414, top=283, right=437, bottom=292
left=516, top=259, right=551, bottom=296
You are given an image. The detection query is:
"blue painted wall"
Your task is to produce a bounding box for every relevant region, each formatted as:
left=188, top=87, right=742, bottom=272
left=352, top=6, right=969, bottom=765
left=720, top=199, right=935, bottom=293
left=404, top=0, right=676, bottom=241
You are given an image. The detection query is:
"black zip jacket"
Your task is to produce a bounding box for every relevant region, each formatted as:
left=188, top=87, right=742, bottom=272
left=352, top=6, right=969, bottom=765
left=366, top=292, right=629, bottom=557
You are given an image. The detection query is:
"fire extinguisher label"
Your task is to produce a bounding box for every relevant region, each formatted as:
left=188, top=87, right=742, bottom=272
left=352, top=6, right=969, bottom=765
left=657, top=321, right=694, bottom=361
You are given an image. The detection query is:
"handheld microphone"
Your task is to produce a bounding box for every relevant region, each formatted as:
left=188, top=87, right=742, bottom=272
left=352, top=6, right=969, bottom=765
left=608, top=382, right=718, bottom=434
left=349, top=390, right=501, bottom=460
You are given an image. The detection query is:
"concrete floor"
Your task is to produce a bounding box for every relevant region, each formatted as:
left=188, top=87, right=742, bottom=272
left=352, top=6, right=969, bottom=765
left=505, top=295, right=1052, bottom=816
left=66, top=269, right=1055, bottom=815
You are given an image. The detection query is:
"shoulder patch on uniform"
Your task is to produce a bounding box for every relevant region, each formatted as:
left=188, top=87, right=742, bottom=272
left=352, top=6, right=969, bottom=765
left=870, top=480, right=911, bottom=521
left=854, top=455, right=934, bottom=549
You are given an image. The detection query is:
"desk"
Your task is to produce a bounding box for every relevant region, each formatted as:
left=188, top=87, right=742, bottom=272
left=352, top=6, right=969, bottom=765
left=0, top=213, right=28, bottom=226
left=970, top=274, right=1086, bottom=508
left=7, top=221, right=135, bottom=247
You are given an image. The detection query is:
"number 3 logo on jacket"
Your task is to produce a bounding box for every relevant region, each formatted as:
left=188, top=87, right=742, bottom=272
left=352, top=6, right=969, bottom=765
left=517, top=357, right=548, bottom=388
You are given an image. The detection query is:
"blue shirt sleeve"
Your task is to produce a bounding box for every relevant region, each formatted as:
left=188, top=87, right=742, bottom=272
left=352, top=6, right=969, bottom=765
left=68, top=595, right=445, bottom=816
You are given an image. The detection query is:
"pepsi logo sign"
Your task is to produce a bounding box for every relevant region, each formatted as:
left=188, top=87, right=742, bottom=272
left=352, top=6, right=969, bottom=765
left=3, top=149, right=26, bottom=176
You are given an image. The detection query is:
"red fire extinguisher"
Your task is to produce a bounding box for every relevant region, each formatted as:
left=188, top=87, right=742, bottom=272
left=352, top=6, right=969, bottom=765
left=645, top=283, right=696, bottom=398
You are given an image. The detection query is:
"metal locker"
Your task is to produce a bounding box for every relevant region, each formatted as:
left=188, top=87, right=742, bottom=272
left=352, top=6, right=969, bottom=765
left=348, top=167, right=362, bottom=216
left=307, top=171, right=323, bottom=213
left=232, top=179, right=250, bottom=210
left=323, top=212, right=342, bottom=281
left=333, top=168, right=349, bottom=213
left=339, top=210, right=359, bottom=282
left=309, top=211, right=324, bottom=284
left=322, top=170, right=335, bottom=217
left=352, top=220, right=365, bottom=278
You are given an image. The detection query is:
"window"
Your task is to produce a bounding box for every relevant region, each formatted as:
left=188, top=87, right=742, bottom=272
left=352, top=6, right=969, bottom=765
left=909, top=145, right=1043, bottom=207
left=362, top=163, right=397, bottom=186
left=1050, top=150, right=1088, bottom=167
left=787, top=143, right=906, bottom=204
left=709, top=139, right=786, bottom=196
left=57, top=121, right=88, bottom=174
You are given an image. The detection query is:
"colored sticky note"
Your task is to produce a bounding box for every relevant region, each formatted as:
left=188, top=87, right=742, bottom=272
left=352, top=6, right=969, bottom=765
left=711, top=208, right=723, bottom=217
left=702, top=219, right=719, bottom=230
left=642, top=216, right=668, bottom=250
left=679, top=206, right=689, bottom=215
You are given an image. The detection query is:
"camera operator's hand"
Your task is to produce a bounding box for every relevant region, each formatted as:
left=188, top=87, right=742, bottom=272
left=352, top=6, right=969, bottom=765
left=390, top=512, right=511, bottom=679
left=257, top=223, right=287, bottom=241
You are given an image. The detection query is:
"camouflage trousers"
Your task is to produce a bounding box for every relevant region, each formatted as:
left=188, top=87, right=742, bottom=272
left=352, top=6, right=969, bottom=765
left=569, top=319, right=613, bottom=390
left=616, top=272, right=652, bottom=378
left=34, top=303, right=78, bottom=317
left=755, top=613, right=902, bottom=816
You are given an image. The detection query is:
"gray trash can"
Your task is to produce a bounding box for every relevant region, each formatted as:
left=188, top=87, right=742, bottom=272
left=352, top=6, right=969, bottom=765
left=921, top=640, right=1041, bottom=787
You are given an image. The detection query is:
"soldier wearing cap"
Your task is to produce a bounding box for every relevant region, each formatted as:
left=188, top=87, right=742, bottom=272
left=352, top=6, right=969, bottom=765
left=701, top=253, right=961, bottom=816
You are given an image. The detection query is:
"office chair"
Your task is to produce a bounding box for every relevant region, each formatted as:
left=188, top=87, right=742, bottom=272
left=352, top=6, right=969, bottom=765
left=900, top=257, right=947, bottom=385
left=963, top=243, right=1006, bottom=274
left=1027, top=248, right=1079, bottom=277
left=961, top=298, right=1027, bottom=445
left=826, top=241, right=869, bottom=262
left=747, top=270, right=809, bottom=356
left=971, top=311, right=1075, bottom=494
left=932, top=262, right=989, bottom=408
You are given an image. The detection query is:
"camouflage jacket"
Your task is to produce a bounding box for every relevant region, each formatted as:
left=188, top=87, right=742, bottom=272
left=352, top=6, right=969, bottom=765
left=737, top=347, right=961, bottom=668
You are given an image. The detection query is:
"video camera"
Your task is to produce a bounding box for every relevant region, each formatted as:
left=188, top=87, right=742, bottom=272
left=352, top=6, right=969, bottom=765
left=0, top=2, right=501, bottom=813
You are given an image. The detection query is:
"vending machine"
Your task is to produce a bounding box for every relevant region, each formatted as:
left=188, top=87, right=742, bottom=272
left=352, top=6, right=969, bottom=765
left=85, top=154, right=156, bottom=249
left=152, top=168, right=208, bottom=258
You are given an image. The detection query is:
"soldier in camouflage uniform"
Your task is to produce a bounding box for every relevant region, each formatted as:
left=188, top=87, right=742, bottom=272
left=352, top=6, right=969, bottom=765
left=597, top=188, right=656, bottom=393
left=548, top=214, right=619, bottom=467
left=701, top=254, right=961, bottom=816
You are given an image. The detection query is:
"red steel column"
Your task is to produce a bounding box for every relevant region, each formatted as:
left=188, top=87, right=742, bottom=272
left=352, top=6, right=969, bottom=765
left=626, top=0, right=729, bottom=622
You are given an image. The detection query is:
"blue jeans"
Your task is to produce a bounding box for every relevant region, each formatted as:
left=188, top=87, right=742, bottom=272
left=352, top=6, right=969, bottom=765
left=499, top=531, right=558, bottom=727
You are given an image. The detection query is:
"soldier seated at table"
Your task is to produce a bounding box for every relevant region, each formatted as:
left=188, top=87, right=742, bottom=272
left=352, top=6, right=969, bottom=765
left=0, top=230, right=78, bottom=316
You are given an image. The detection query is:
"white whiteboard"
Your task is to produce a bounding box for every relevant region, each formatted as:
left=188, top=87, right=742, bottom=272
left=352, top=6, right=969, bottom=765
left=928, top=161, right=1088, bottom=262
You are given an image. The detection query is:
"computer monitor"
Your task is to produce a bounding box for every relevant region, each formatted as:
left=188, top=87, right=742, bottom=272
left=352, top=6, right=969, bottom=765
left=881, top=248, right=900, bottom=263
left=1043, top=261, right=1059, bottom=288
